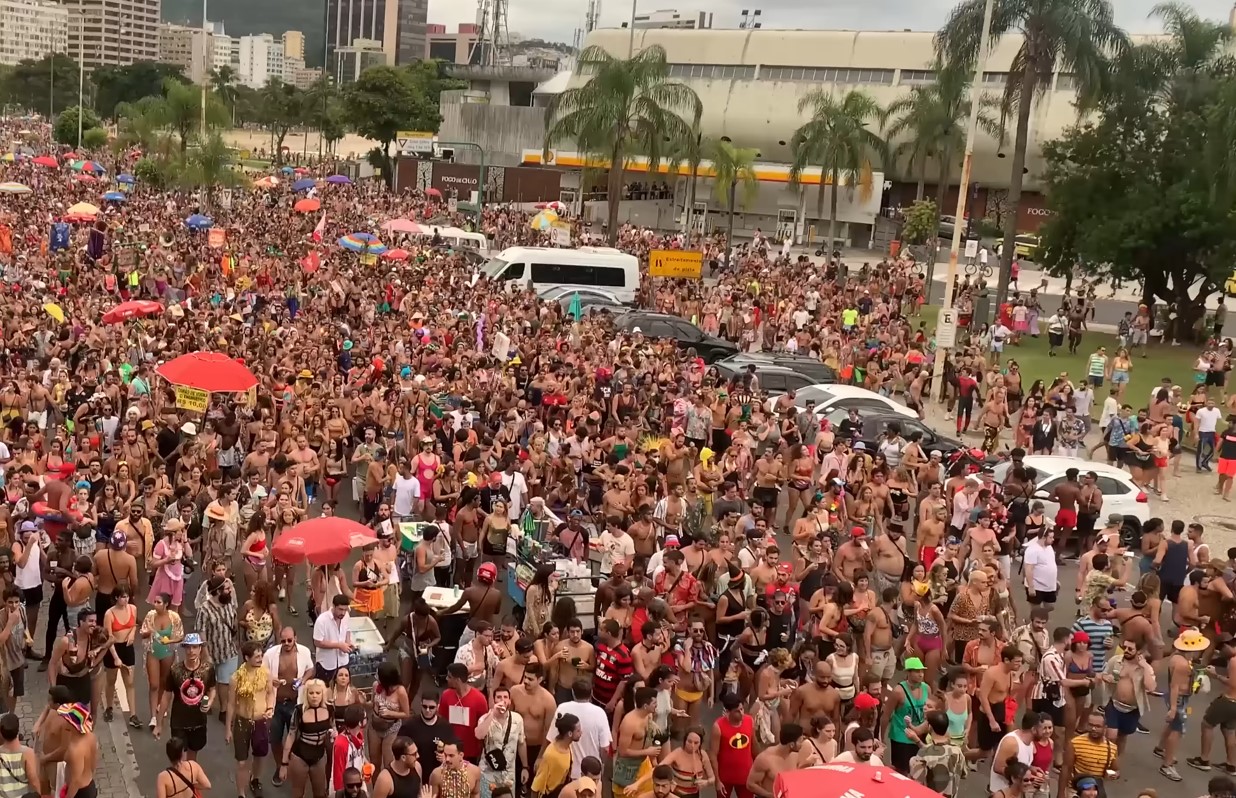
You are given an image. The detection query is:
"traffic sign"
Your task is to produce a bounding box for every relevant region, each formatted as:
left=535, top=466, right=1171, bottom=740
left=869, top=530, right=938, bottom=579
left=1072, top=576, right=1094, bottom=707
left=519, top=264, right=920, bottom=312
left=396, top=131, right=435, bottom=155
left=964, top=238, right=979, bottom=259
left=649, top=249, right=703, bottom=279
left=937, top=308, right=959, bottom=349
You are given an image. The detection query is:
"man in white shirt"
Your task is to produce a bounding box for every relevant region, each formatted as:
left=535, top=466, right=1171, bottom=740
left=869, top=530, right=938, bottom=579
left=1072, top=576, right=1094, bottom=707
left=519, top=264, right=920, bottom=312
left=391, top=460, right=421, bottom=519
left=500, top=462, right=529, bottom=521
left=312, top=593, right=353, bottom=682
left=597, top=519, right=634, bottom=578
left=831, top=726, right=884, bottom=766
left=1196, top=398, right=1223, bottom=472
left=1023, top=527, right=1060, bottom=608
left=546, top=680, right=612, bottom=778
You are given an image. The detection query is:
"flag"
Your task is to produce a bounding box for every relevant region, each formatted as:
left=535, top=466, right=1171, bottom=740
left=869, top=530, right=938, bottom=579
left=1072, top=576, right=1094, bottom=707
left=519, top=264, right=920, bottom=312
left=312, top=212, right=326, bottom=243
left=300, top=250, right=321, bottom=273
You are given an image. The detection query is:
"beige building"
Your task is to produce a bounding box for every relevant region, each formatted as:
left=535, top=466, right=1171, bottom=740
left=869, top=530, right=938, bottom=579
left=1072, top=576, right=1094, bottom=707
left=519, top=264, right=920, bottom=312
left=158, top=22, right=212, bottom=83
left=0, top=0, right=68, bottom=66
left=425, top=22, right=477, bottom=63
left=282, top=30, right=304, bottom=61
left=68, top=0, right=161, bottom=70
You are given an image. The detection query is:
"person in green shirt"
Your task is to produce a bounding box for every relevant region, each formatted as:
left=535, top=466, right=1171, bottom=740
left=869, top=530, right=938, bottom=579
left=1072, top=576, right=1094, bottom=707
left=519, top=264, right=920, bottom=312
left=842, top=307, right=859, bottom=332
left=1087, top=347, right=1108, bottom=388
left=886, top=657, right=930, bottom=775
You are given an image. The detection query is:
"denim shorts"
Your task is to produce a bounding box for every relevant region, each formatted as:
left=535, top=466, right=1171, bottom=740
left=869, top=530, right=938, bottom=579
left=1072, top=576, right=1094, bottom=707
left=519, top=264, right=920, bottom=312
left=215, top=655, right=240, bottom=685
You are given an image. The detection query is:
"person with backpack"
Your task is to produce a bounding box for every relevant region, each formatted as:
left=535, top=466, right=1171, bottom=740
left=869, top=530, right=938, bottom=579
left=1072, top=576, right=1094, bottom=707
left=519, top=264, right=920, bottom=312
left=909, top=710, right=968, bottom=797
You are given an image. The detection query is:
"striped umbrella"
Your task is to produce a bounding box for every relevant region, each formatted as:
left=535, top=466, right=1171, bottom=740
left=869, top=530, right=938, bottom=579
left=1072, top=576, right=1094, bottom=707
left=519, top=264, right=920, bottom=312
left=0, top=182, right=31, bottom=194
left=337, top=233, right=387, bottom=255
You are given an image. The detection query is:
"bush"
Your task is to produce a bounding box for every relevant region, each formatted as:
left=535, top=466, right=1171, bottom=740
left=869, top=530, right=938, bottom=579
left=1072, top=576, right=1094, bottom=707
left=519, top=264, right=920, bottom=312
left=53, top=106, right=103, bottom=146
left=900, top=199, right=938, bottom=244
left=133, top=156, right=177, bottom=189
left=81, top=127, right=109, bottom=150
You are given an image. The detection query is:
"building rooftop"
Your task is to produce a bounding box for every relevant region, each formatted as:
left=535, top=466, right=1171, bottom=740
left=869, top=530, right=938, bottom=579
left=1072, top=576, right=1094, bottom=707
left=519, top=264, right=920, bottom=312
left=532, top=70, right=571, bottom=96
left=445, top=64, right=557, bottom=82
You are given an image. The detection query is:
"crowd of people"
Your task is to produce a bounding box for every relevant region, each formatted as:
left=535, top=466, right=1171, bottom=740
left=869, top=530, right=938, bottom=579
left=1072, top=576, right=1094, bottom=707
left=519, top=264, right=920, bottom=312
left=0, top=117, right=1230, bottom=798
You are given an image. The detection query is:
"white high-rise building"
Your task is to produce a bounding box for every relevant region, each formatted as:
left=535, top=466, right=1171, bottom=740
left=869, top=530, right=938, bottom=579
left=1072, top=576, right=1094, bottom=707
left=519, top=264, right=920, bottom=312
left=212, top=33, right=234, bottom=72
left=0, top=0, right=68, bottom=66
left=158, top=22, right=212, bottom=83
left=238, top=33, right=285, bottom=88
left=66, top=0, right=160, bottom=70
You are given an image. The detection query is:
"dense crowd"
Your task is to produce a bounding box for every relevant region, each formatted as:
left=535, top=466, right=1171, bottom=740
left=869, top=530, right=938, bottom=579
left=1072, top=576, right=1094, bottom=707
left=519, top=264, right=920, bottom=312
left=0, top=118, right=1233, bottom=798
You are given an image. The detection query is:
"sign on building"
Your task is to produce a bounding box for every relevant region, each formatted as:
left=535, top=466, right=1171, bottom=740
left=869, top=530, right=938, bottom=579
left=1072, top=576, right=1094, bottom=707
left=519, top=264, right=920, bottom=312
left=396, top=131, right=435, bottom=155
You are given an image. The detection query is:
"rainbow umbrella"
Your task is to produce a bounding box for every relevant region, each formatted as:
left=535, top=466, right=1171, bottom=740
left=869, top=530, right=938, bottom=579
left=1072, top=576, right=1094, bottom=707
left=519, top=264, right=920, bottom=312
left=70, top=160, right=105, bottom=173
left=338, top=233, right=387, bottom=255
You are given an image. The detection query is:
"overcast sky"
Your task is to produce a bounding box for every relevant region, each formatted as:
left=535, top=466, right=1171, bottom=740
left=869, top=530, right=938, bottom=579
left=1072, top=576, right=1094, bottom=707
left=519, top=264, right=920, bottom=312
left=427, top=0, right=1235, bottom=47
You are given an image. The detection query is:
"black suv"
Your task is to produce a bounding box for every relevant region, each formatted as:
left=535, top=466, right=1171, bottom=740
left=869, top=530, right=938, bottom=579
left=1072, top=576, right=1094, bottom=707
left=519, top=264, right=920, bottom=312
left=613, top=312, right=739, bottom=364
left=822, top=408, right=969, bottom=457
left=715, top=352, right=838, bottom=386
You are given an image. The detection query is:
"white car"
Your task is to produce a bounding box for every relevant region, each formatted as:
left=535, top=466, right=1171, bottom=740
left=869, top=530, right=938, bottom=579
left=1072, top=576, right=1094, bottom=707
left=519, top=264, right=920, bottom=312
left=991, top=456, right=1150, bottom=535
left=536, top=285, right=629, bottom=305
left=767, top=384, right=917, bottom=420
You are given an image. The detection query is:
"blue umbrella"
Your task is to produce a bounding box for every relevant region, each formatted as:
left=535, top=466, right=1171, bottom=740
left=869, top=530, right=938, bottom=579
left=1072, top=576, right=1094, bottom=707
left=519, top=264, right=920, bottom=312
left=281, top=166, right=295, bottom=174
left=184, top=214, right=212, bottom=231
left=325, top=174, right=351, bottom=185
left=292, top=178, right=316, bottom=192
left=102, top=191, right=125, bottom=202
left=115, top=174, right=135, bottom=185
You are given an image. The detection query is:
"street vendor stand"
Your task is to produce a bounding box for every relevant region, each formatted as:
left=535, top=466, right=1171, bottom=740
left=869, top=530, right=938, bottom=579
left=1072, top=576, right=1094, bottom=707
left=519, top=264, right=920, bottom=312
left=346, top=615, right=386, bottom=689
left=505, top=509, right=597, bottom=632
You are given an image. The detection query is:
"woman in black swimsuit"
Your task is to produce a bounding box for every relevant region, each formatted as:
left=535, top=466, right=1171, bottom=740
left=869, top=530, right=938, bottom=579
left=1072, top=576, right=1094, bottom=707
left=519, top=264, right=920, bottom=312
left=156, top=737, right=211, bottom=798
left=284, top=678, right=333, bottom=798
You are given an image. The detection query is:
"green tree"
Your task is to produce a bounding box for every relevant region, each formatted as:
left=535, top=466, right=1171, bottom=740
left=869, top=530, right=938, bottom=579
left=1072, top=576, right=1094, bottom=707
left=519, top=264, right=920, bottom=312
left=182, top=131, right=243, bottom=207
left=259, top=79, right=305, bottom=164
left=53, top=106, right=102, bottom=146
left=210, top=66, right=240, bottom=123
left=882, top=63, right=1003, bottom=206
left=665, top=124, right=706, bottom=234
left=115, top=95, right=171, bottom=153
left=345, top=66, right=439, bottom=186
left=789, top=89, right=886, bottom=252
left=0, top=55, right=79, bottom=116
left=936, top=0, right=1128, bottom=308
left=901, top=199, right=940, bottom=244
left=82, top=127, right=109, bottom=150
left=707, top=140, right=759, bottom=269
left=545, top=45, right=700, bottom=245
left=163, top=79, right=228, bottom=153
left=91, top=62, right=189, bottom=120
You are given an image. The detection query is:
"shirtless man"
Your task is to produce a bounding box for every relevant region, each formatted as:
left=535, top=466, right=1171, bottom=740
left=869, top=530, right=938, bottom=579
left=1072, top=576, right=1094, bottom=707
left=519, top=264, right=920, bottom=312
left=977, top=645, right=1023, bottom=755
left=92, top=531, right=138, bottom=620
left=1113, top=592, right=1160, bottom=660
left=833, top=527, right=873, bottom=584
left=25, top=378, right=51, bottom=433
left=661, top=433, right=689, bottom=490
left=1047, top=468, right=1082, bottom=561
left=872, top=526, right=908, bottom=597
left=494, top=638, right=537, bottom=696
left=613, top=687, right=660, bottom=795
left=509, top=664, right=556, bottom=769
left=550, top=620, right=594, bottom=705
left=629, top=512, right=657, bottom=559
left=594, top=563, right=629, bottom=623
left=36, top=688, right=97, bottom=798
left=1102, top=637, right=1155, bottom=755
left=1076, top=471, right=1104, bottom=552
left=29, top=466, right=74, bottom=516
left=746, top=723, right=803, bottom=798
left=788, top=662, right=841, bottom=731
left=1174, top=570, right=1208, bottom=630
left=442, top=563, right=503, bottom=630
left=453, top=489, right=483, bottom=585
left=673, top=621, right=715, bottom=730
left=917, top=506, right=948, bottom=571
left=749, top=547, right=780, bottom=597
left=632, top=622, right=667, bottom=683
left=864, top=587, right=898, bottom=691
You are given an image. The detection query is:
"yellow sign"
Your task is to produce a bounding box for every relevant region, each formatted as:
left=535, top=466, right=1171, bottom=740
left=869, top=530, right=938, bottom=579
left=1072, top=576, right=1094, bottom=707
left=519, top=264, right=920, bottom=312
left=396, top=131, right=435, bottom=155
left=174, top=385, right=209, bottom=413
left=649, top=249, right=703, bottom=279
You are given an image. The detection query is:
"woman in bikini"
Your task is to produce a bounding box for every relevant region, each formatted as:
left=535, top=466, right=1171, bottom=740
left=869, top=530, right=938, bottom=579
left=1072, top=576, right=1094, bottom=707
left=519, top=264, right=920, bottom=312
left=282, top=679, right=333, bottom=798
left=906, top=583, right=946, bottom=694
left=102, top=586, right=141, bottom=728
left=783, top=445, right=815, bottom=534
left=156, top=736, right=211, bottom=798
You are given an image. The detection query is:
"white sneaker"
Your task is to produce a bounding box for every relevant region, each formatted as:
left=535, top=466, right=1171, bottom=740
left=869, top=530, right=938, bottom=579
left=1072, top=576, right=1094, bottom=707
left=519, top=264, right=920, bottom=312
left=278, top=587, right=287, bottom=600
left=944, top=414, right=953, bottom=420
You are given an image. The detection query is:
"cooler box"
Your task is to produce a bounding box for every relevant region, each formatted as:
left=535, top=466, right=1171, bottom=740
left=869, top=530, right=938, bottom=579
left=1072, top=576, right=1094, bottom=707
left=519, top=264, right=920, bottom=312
left=347, top=615, right=386, bottom=684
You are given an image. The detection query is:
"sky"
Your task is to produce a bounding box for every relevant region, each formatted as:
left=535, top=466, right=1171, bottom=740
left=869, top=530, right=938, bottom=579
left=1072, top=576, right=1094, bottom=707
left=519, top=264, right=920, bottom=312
left=427, top=0, right=1236, bottom=47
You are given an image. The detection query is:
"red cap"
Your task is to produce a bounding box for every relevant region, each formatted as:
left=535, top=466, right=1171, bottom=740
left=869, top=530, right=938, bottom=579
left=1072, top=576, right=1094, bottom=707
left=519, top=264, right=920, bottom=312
left=777, top=562, right=793, bottom=575
left=1072, top=631, right=1091, bottom=645
left=854, top=693, right=881, bottom=711
left=489, top=472, right=503, bottom=485
left=851, top=526, right=867, bottom=538
left=478, top=562, right=498, bottom=583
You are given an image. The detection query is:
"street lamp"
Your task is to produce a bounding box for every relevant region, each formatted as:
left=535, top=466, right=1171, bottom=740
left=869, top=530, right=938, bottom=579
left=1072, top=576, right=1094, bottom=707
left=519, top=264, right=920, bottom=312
left=201, top=0, right=208, bottom=136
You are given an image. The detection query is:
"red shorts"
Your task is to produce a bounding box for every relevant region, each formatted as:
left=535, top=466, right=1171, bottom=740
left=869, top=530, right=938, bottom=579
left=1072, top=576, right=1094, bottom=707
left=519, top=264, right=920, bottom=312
left=921, top=545, right=939, bottom=570
left=1054, top=508, right=1077, bottom=529
left=1220, top=458, right=1236, bottom=477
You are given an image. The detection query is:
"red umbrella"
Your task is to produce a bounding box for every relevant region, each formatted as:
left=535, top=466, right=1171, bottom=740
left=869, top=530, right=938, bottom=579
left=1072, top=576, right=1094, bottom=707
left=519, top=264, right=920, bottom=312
left=775, top=764, right=939, bottom=798
left=32, top=156, right=57, bottom=168
left=272, top=517, right=378, bottom=566
left=73, top=173, right=96, bottom=183
left=156, top=351, right=257, bottom=392
left=381, top=248, right=410, bottom=261
left=101, top=300, right=163, bottom=325
left=294, top=198, right=321, bottom=213
left=425, top=187, right=442, bottom=198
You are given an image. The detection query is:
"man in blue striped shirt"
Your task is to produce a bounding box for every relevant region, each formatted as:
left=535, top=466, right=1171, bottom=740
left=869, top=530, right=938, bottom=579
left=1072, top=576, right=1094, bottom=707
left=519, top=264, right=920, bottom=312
left=1073, top=595, right=1116, bottom=672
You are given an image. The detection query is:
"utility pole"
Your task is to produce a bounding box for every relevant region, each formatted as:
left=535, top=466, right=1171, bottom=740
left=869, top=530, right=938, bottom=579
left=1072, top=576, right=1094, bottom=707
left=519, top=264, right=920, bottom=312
left=930, top=0, right=995, bottom=401
left=201, top=0, right=209, bottom=137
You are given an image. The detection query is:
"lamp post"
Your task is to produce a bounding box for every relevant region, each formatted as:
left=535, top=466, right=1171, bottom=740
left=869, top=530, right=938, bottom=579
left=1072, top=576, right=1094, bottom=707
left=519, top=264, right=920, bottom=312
left=201, top=0, right=208, bottom=137
left=627, top=0, right=636, bottom=56
left=930, top=0, right=996, bottom=402
left=76, top=31, right=84, bottom=149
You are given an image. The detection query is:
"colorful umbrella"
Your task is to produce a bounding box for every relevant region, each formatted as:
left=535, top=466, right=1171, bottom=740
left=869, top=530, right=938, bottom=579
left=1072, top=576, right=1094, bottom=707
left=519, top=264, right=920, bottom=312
left=156, top=351, right=258, bottom=392
left=291, top=178, right=316, bottom=192
left=536, top=200, right=567, bottom=213
left=102, top=191, right=125, bottom=202
left=338, top=233, right=387, bottom=255
left=293, top=198, right=321, bottom=213
left=381, top=248, right=410, bottom=261
left=530, top=209, right=558, bottom=230
left=32, top=155, right=57, bottom=168
left=1, top=154, right=17, bottom=162
left=70, top=160, right=105, bottom=173
left=380, top=218, right=429, bottom=235
left=293, top=167, right=310, bottom=174
left=101, top=300, right=162, bottom=325
left=425, top=187, right=443, bottom=198
left=184, top=214, right=212, bottom=231
left=271, top=517, right=378, bottom=566
left=280, top=166, right=295, bottom=174
left=66, top=202, right=99, bottom=217
left=252, top=175, right=279, bottom=189
left=325, top=175, right=351, bottom=185
left=73, top=173, right=97, bottom=183
left=115, top=174, right=135, bottom=184
left=0, top=183, right=31, bottom=194
left=43, top=303, right=65, bottom=323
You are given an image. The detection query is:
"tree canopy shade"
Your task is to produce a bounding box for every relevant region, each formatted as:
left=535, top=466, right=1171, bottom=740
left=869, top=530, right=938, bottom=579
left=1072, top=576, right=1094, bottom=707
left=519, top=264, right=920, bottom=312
left=0, top=55, right=80, bottom=116
left=345, top=65, right=443, bottom=187
left=935, top=0, right=1128, bottom=308
left=53, top=107, right=102, bottom=146
left=544, top=44, right=701, bottom=245
left=708, top=139, right=759, bottom=269
left=789, top=89, right=886, bottom=253
left=92, top=62, right=191, bottom=120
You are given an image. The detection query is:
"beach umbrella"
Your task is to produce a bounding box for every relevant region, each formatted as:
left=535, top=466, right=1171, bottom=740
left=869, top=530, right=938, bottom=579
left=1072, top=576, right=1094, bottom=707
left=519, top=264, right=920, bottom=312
left=115, top=174, right=135, bottom=184
left=271, top=517, right=378, bottom=566
left=184, top=214, right=212, bottom=231
left=32, top=155, right=57, bottom=168
left=325, top=175, right=351, bottom=185
left=380, top=218, right=429, bottom=235
left=381, top=248, right=410, bottom=261
left=43, top=303, right=65, bottom=323
left=102, top=300, right=162, bottom=325
left=102, top=191, right=125, bottom=202
left=293, top=198, right=320, bottom=213
left=293, top=167, right=310, bottom=174
left=157, top=351, right=258, bottom=392
left=291, top=178, right=316, bottom=192
left=530, top=209, right=558, bottom=230
left=425, top=187, right=442, bottom=198
left=280, top=166, right=295, bottom=174
left=1, top=154, right=16, bottom=162
left=73, top=173, right=97, bottom=183
left=66, top=202, right=99, bottom=217
left=70, top=160, right=105, bottom=173
left=338, top=233, right=387, bottom=255
left=536, top=200, right=567, bottom=213
left=0, top=183, right=31, bottom=194
left=252, top=175, right=279, bottom=188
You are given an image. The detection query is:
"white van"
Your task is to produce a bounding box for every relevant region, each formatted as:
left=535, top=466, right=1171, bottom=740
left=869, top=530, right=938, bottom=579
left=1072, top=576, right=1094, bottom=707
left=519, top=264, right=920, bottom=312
left=481, top=246, right=640, bottom=304
left=430, top=226, right=491, bottom=255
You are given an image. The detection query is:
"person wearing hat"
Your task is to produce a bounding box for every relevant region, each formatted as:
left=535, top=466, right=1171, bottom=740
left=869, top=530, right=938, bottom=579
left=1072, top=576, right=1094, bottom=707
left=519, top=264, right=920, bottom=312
left=884, top=656, right=930, bottom=773
left=93, top=528, right=138, bottom=622
left=1158, top=627, right=1212, bottom=781
left=831, top=696, right=885, bottom=765
left=1060, top=708, right=1119, bottom=797
left=153, top=632, right=217, bottom=755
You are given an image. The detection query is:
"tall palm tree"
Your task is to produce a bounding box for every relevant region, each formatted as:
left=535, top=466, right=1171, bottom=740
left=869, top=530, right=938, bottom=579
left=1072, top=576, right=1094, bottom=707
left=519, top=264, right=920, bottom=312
left=210, top=66, right=240, bottom=125
left=883, top=64, right=1004, bottom=207
left=545, top=44, right=701, bottom=244
left=790, top=89, right=887, bottom=253
left=183, top=131, right=242, bottom=208
left=164, top=79, right=227, bottom=153
left=936, top=0, right=1127, bottom=306
left=666, top=123, right=706, bottom=234
left=707, top=140, right=759, bottom=269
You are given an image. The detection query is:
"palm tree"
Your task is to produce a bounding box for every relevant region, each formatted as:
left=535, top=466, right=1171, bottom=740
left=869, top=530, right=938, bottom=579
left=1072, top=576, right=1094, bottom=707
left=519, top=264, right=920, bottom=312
left=545, top=44, right=701, bottom=245
left=790, top=89, right=886, bottom=253
left=182, top=131, right=242, bottom=208
left=936, top=0, right=1127, bottom=306
left=666, top=123, right=706, bottom=234
left=883, top=63, right=1004, bottom=207
left=707, top=140, right=759, bottom=269
left=210, top=66, right=240, bottom=125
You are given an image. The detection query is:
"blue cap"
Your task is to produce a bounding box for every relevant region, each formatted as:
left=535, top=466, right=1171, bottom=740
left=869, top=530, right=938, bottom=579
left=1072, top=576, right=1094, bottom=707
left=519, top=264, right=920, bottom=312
left=182, top=633, right=203, bottom=646
left=400, top=366, right=412, bottom=378
left=1075, top=778, right=1098, bottom=790
left=110, top=530, right=127, bottom=549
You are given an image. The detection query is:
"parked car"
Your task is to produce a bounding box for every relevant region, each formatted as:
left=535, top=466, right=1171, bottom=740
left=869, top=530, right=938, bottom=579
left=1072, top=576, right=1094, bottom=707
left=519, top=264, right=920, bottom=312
left=767, top=384, right=917, bottom=420
left=540, top=285, right=631, bottom=305
left=715, top=353, right=838, bottom=386
left=818, top=408, right=969, bottom=456
left=995, top=234, right=1041, bottom=261
left=991, top=456, right=1149, bottom=544
left=711, top=361, right=818, bottom=397
left=613, top=312, right=739, bottom=364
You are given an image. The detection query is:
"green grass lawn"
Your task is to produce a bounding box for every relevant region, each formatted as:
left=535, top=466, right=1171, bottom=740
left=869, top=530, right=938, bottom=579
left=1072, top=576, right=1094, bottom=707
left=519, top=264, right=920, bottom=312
left=915, top=305, right=1209, bottom=406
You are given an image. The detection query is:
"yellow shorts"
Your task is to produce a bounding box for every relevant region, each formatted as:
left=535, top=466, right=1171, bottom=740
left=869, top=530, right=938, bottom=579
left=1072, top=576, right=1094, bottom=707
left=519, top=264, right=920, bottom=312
left=675, top=688, right=704, bottom=704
